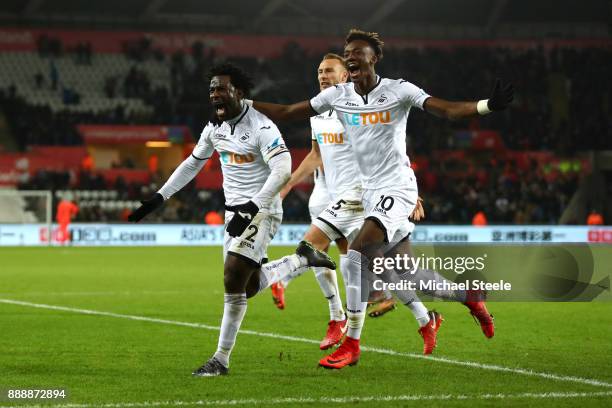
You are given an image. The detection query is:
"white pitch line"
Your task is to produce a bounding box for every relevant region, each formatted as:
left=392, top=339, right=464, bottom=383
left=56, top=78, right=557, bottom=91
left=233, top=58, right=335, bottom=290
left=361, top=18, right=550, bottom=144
left=1, top=391, right=611, bottom=408
left=1, top=298, right=611, bottom=390
left=0, top=290, right=211, bottom=297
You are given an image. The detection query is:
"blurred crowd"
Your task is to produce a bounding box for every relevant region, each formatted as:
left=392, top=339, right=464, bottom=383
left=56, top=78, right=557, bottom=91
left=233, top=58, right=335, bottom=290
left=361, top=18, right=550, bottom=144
left=18, top=158, right=581, bottom=225
left=417, top=158, right=580, bottom=224
left=1, top=38, right=610, bottom=151
left=4, top=36, right=610, bottom=225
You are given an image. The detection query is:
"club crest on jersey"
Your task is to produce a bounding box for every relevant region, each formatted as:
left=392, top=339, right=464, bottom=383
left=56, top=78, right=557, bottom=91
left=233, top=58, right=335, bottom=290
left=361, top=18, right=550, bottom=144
left=343, top=111, right=392, bottom=126
left=240, top=131, right=250, bottom=142
left=219, top=151, right=256, bottom=164
left=376, top=94, right=388, bottom=104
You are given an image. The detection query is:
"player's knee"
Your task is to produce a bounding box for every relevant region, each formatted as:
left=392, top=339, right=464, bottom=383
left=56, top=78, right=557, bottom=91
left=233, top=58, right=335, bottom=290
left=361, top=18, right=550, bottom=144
left=223, top=257, right=251, bottom=293
left=245, top=272, right=260, bottom=298
left=350, top=219, right=386, bottom=252
left=348, top=237, right=364, bottom=252
left=223, top=271, right=240, bottom=293
left=348, top=233, right=371, bottom=253
left=335, top=238, right=348, bottom=254
left=303, top=226, right=330, bottom=251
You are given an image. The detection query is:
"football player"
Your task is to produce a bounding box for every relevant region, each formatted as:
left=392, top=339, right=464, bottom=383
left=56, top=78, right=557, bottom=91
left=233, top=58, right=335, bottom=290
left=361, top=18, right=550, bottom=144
left=249, top=29, right=512, bottom=369
left=129, top=63, right=335, bottom=376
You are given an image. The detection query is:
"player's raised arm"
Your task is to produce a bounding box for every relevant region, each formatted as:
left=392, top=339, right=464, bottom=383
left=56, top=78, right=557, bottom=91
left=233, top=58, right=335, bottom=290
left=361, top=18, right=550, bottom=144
left=424, top=78, right=514, bottom=121
left=280, top=140, right=323, bottom=199
left=156, top=148, right=211, bottom=199
left=250, top=100, right=316, bottom=122
left=250, top=80, right=339, bottom=123
left=250, top=131, right=292, bottom=210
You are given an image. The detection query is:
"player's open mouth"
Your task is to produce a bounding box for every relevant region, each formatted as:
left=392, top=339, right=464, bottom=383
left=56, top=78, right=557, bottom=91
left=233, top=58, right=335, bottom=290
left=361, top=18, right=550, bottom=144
left=347, top=62, right=360, bottom=78
left=213, top=102, right=226, bottom=116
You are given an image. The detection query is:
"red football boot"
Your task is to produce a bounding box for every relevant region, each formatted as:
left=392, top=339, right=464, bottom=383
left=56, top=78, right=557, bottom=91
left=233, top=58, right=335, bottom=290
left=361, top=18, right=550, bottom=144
left=319, top=317, right=348, bottom=350
left=318, top=336, right=360, bottom=369
left=270, top=282, right=285, bottom=310
left=464, top=290, right=494, bottom=338
left=418, top=310, right=443, bottom=355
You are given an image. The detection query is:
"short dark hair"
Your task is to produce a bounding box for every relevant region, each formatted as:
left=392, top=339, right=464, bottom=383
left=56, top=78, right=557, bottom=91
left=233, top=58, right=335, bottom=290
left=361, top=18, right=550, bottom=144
left=322, top=53, right=347, bottom=69
left=208, top=62, right=254, bottom=97
left=345, top=28, right=384, bottom=60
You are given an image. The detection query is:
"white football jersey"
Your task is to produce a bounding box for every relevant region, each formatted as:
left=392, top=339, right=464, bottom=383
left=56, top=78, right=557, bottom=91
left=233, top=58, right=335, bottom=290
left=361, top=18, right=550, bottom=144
left=310, top=77, right=429, bottom=190
left=310, top=110, right=362, bottom=201
left=194, top=106, right=288, bottom=213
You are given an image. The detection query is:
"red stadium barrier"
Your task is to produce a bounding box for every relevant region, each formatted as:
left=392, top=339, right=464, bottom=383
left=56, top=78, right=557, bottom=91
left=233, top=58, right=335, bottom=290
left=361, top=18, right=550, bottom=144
left=77, top=125, right=193, bottom=144
left=588, top=229, right=612, bottom=243
left=195, top=170, right=223, bottom=189
left=97, top=169, right=150, bottom=185
left=0, top=147, right=87, bottom=186
left=28, top=146, right=88, bottom=167
left=0, top=28, right=610, bottom=58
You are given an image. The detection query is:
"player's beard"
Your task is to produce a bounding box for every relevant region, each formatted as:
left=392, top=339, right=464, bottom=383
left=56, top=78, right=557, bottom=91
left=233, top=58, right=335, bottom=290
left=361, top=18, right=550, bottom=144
left=209, top=109, right=223, bottom=126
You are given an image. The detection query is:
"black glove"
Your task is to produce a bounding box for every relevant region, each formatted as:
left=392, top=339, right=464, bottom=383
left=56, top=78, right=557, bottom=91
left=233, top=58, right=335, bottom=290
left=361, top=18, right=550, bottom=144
left=487, top=78, right=514, bottom=111
left=127, top=193, right=164, bottom=222
left=226, top=201, right=259, bottom=237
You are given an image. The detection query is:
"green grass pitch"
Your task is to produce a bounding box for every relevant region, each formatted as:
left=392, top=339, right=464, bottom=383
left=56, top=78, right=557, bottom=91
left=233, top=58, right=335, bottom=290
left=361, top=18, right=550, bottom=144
left=0, top=246, right=611, bottom=407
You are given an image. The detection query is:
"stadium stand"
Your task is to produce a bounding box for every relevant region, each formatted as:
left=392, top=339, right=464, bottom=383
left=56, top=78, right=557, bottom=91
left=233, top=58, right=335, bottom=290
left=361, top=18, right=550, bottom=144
left=13, top=153, right=581, bottom=225
left=0, top=52, right=162, bottom=114
left=1, top=41, right=610, bottom=151
left=0, top=192, right=38, bottom=223
left=1, top=28, right=610, bottom=225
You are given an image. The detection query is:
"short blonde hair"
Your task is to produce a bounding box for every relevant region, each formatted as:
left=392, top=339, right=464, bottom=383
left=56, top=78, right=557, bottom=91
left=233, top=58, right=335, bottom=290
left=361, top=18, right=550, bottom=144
left=322, top=52, right=346, bottom=69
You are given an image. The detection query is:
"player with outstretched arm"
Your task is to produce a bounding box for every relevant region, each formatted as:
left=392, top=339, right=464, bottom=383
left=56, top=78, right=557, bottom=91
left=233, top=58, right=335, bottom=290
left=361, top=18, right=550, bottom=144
left=128, top=63, right=335, bottom=376
left=249, top=29, right=513, bottom=369
left=276, top=53, right=443, bottom=354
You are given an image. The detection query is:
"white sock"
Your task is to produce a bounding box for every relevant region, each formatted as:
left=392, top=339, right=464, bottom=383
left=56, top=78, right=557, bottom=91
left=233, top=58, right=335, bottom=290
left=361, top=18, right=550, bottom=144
left=213, top=293, right=247, bottom=367
left=406, top=301, right=430, bottom=327
left=313, top=267, right=345, bottom=321
left=280, top=274, right=293, bottom=288
left=379, top=269, right=430, bottom=327
left=343, top=250, right=368, bottom=340
left=257, top=254, right=307, bottom=293
left=398, top=268, right=467, bottom=302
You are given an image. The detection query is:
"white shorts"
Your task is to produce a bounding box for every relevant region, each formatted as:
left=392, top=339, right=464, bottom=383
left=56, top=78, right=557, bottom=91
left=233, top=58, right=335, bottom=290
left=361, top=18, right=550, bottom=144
left=223, top=211, right=282, bottom=265
left=312, top=198, right=364, bottom=243
left=309, top=181, right=331, bottom=220
left=362, top=180, right=417, bottom=243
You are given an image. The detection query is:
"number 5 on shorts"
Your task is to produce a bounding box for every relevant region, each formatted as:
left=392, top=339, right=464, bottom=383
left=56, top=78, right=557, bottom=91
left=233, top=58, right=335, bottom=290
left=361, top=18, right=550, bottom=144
left=331, top=199, right=346, bottom=210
